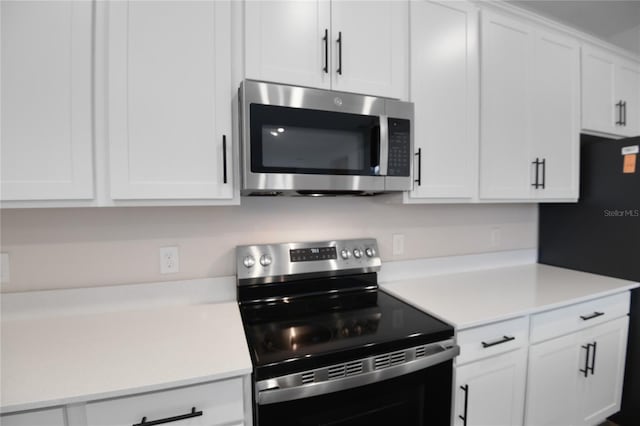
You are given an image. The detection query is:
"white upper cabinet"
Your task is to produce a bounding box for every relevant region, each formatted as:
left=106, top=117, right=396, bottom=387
left=244, top=0, right=408, bottom=99
left=330, top=0, right=408, bottom=99
left=479, top=11, right=579, bottom=201
left=615, top=59, right=640, bottom=137
left=530, top=29, right=580, bottom=200
left=108, top=0, right=233, bottom=200
left=1, top=1, right=93, bottom=201
left=479, top=11, right=532, bottom=200
left=582, top=45, right=640, bottom=137
left=407, top=0, right=478, bottom=201
left=245, top=0, right=331, bottom=90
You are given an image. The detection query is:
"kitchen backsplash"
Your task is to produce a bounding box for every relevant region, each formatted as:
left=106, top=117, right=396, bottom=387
left=0, top=197, right=537, bottom=292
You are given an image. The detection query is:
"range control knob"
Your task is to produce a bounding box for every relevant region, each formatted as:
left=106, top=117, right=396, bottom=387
left=365, top=247, right=376, bottom=258
left=340, top=249, right=352, bottom=259
left=260, top=254, right=273, bottom=267
left=243, top=255, right=256, bottom=268
left=353, top=248, right=363, bottom=258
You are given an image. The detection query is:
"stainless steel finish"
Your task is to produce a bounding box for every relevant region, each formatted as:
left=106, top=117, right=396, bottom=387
left=340, top=249, right=351, bottom=259
left=384, top=97, right=415, bottom=191
left=259, top=254, right=272, bottom=267
left=379, top=115, right=389, bottom=176
left=236, top=238, right=381, bottom=284
left=256, top=339, right=459, bottom=405
left=243, top=256, right=255, bottom=268
left=239, top=80, right=414, bottom=195
left=353, top=248, right=362, bottom=258
left=365, top=247, right=375, bottom=257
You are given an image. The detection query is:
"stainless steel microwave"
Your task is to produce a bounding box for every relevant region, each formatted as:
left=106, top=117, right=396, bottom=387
left=239, top=80, right=414, bottom=195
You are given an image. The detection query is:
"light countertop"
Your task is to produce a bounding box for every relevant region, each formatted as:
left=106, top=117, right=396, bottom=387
left=1, top=302, right=252, bottom=413
left=381, top=264, right=639, bottom=330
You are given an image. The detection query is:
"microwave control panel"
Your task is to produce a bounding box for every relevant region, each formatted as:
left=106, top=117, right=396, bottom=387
left=387, top=118, right=411, bottom=177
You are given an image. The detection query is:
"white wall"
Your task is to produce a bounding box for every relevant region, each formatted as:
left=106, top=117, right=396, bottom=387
left=0, top=198, right=538, bottom=293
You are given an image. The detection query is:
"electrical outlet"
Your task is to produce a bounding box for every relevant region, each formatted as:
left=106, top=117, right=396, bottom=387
left=392, top=234, right=405, bottom=256
left=159, top=246, right=179, bottom=274
left=0, top=253, right=9, bottom=284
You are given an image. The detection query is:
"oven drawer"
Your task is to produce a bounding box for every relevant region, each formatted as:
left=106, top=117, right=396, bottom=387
left=85, top=378, right=244, bottom=426
left=456, top=316, right=529, bottom=365
left=530, top=292, right=630, bottom=344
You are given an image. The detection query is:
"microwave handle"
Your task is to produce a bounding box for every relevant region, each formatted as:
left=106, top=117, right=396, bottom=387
left=379, top=115, right=389, bottom=176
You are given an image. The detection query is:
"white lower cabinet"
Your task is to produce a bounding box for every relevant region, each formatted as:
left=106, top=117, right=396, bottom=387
left=0, top=407, right=67, bottom=426
left=454, top=348, right=527, bottom=426
left=525, top=315, right=629, bottom=426
left=85, top=378, right=245, bottom=426
left=452, top=292, right=631, bottom=426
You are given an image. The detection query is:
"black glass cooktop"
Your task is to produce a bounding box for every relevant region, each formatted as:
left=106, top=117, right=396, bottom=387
left=239, top=281, right=453, bottom=380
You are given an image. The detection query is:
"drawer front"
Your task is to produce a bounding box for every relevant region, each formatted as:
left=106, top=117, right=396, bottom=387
left=86, top=378, right=244, bottom=426
left=456, top=316, right=529, bottom=365
left=530, top=292, right=631, bottom=344
left=1, top=407, right=66, bottom=426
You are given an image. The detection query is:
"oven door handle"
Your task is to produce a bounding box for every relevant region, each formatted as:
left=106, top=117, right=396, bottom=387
left=256, top=342, right=460, bottom=405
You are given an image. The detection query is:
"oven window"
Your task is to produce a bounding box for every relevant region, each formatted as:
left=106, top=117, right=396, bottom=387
left=256, top=360, right=452, bottom=426
left=250, top=104, right=380, bottom=176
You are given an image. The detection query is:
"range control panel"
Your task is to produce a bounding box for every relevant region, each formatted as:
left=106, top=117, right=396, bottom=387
left=236, top=238, right=381, bottom=283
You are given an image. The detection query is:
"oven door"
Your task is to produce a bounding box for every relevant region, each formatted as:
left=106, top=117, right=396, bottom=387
left=256, top=360, right=453, bottom=426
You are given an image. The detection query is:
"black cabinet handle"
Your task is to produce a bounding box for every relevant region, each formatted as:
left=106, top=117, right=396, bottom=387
left=540, top=158, right=546, bottom=189
left=590, top=341, right=597, bottom=375
left=481, top=335, right=515, bottom=348
left=414, top=148, right=422, bottom=186
left=532, top=158, right=540, bottom=189
left=616, top=101, right=624, bottom=125
left=623, top=101, right=627, bottom=126
left=337, top=31, right=343, bottom=75
left=458, top=384, right=469, bottom=426
left=222, top=135, right=228, bottom=184
left=322, top=29, right=328, bottom=74
left=580, top=311, right=604, bottom=321
left=580, top=344, right=591, bottom=377
left=132, top=407, right=203, bottom=426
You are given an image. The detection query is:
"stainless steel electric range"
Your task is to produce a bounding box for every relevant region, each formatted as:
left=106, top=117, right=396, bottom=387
left=236, top=238, right=459, bottom=426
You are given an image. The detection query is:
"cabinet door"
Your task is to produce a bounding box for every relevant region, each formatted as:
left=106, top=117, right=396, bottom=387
left=525, top=333, right=581, bottom=426
left=454, top=349, right=527, bottom=426
left=579, top=316, right=629, bottom=426
left=86, top=378, right=245, bottom=426
left=1, top=408, right=66, bottom=426
left=1, top=1, right=93, bottom=201
left=408, top=0, right=478, bottom=200
left=330, top=0, right=408, bottom=99
left=530, top=29, right=580, bottom=200
left=245, top=0, right=331, bottom=89
left=616, top=60, right=640, bottom=137
left=108, top=1, right=233, bottom=200
left=479, top=11, right=532, bottom=200
left=582, top=46, right=618, bottom=135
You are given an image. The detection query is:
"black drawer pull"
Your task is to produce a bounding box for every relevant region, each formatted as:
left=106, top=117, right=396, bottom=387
left=133, top=407, right=203, bottom=426
left=458, top=384, right=469, bottom=426
left=481, top=335, right=515, bottom=348
left=580, top=311, right=604, bottom=321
